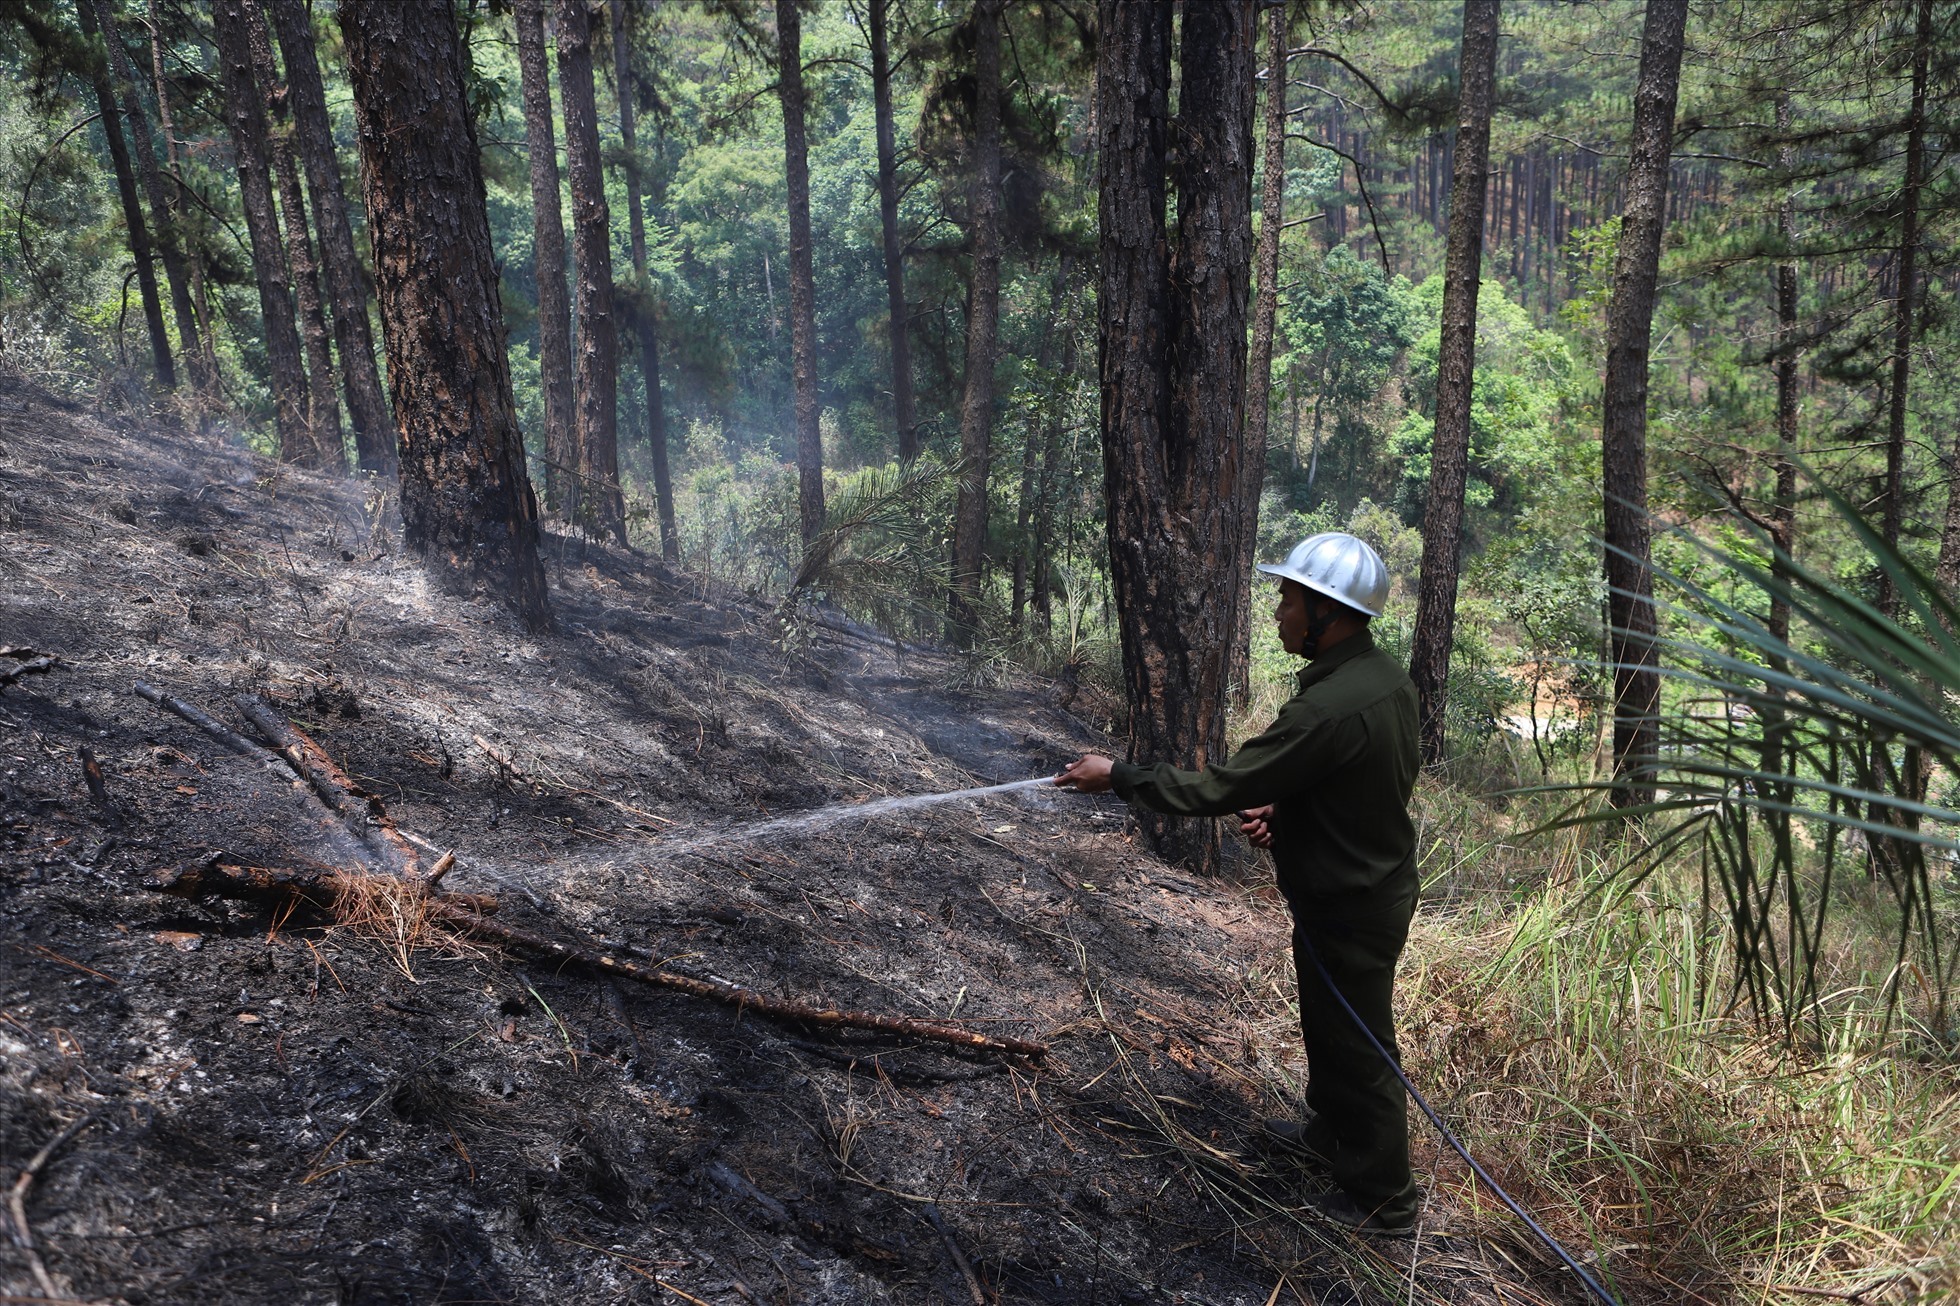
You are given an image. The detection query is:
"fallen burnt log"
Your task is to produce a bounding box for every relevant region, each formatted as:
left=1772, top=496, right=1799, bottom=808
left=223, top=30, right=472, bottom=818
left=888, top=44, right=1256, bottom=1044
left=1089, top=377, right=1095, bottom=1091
left=146, top=857, right=1044, bottom=1060
left=0, top=647, right=58, bottom=691
left=424, top=900, right=1049, bottom=1060
left=144, top=856, right=497, bottom=918
left=235, top=694, right=421, bottom=878
left=135, top=680, right=273, bottom=762
left=135, top=681, right=377, bottom=871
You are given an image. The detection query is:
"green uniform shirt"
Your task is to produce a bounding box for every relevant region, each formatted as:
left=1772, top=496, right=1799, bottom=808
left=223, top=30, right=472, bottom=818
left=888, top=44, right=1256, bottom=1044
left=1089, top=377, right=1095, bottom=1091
left=1110, top=630, right=1420, bottom=903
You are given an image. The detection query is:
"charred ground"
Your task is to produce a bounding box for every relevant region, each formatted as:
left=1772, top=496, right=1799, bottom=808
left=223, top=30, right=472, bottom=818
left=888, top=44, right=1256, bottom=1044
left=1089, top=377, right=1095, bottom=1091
left=0, top=374, right=1555, bottom=1305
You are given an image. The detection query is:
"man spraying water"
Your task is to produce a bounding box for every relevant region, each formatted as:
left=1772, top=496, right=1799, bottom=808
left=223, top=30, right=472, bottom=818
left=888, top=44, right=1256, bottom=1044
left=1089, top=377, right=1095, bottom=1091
left=1057, top=532, right=1422, bottom=1236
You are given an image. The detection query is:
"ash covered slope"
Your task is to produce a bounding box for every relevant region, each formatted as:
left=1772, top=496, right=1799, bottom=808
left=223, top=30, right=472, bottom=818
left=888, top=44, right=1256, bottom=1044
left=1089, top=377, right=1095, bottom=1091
left=0, top=374, right=1480, bottom=1305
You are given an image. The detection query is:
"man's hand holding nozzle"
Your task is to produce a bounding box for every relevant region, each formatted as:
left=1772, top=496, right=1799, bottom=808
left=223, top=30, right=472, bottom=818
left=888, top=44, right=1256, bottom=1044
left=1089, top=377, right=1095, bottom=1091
left=1056, top=754, right=1115, bottom=794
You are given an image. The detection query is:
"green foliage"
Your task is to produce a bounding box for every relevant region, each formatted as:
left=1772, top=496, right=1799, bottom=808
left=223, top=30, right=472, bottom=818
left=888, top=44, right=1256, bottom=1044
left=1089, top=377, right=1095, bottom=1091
left=1391, top=273, right=1576, bottom=530
left=782, top=453, right=954, bottom=633
left=1268, top=246, right=1414, bottom=516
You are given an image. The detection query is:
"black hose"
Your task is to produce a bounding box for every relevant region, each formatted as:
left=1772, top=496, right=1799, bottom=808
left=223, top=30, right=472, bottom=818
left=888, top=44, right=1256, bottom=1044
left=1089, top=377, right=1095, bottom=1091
left=1298, top=933, right=1625, bottom=1306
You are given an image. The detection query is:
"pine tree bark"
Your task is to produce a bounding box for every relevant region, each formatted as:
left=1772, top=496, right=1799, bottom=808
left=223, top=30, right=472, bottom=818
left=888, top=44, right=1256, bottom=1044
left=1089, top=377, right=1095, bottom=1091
left=211, top=0, right=308, bottom=461
left=246, top=0, right=343, bottom=470
left=557, top=0, right=626, bottom=544
left=147, top=0, right=220, bottom=390
left=1762, top=91, right=1800, bottom=784
left=1409, top=0, right=1500, bottom=765
left=610, top=0, right=678, bottom=561
left=870, top=0, right=918, bottom=462
left=1230, top=0, right=1289, bottom=708
left=90, top=0, right=204, bottom=394
left=268, top=0, right=395, bottom=475
left=514, top=0, right=577, bottom=519
left=1881, top=0, right=1931, bottom=620
left=1098, top=0, right=1256, bottom=875
left=1013, top=258, right=1068, bottom=628
left=1030, top=292, right=1079, bottom=633
left=1600, top=0, right=1688, bottom=807
left=339, top=0, right=550, bottom=630
left=778, top=0, right=825, bottom=544
left=948, top=0, right=1005, bottom=647
left=74, top=0, right=173, bottom=389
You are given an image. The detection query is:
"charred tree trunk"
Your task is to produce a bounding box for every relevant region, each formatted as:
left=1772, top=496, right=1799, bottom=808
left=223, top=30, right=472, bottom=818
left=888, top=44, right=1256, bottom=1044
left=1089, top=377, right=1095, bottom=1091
left=949, top=0, right=1005, bottom=648
left=90, top=0, right=203, bottom=393
left=514, top=0, right=578, bottom=519
left=1409, top=0, right=1500, bottom=765
left=1231, top=0, right=1288, bottom=708
left=1098, top=0, right=1256, bottom=875
left=75, top=0, right=173, bottom=389
left=339, top=0, right=550, bottom=630
left=778, top=0, right=825, bottom=543
left=610, top=0, right=678, bottom=561
left=1600, top=0, right=1688, bottom=807
left=557, top=0, right=626, bottom=544
left=1881, top=0, right=1931, bottom=620
left=869, top=0, right=918, bottom=462
left=268, top=0, right=395, bottom=475
left=212, top=0, right=308, bottom=460
left=247, top=0, right=344, bottom=469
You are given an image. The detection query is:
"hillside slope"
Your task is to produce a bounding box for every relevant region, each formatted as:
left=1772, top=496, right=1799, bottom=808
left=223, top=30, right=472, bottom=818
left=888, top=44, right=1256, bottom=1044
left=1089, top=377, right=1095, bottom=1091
left=0, top=375, right=1534, bottom=1305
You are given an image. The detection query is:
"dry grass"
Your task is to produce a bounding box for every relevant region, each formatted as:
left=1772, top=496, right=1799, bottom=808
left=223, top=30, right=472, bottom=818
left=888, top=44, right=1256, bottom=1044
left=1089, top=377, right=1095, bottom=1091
left=1102, top=749, right=1960, bottom=1304
left=1388, top=787, right=1960, bottom=1304
left=326, top=871, right=488, bottom=979
left=1073, top=904, right=1571, bottom=1305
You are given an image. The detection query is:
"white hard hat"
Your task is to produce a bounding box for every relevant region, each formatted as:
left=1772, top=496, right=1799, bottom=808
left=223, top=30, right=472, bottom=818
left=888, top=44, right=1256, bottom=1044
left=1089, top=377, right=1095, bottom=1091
left=1256, top=532, right=1389, bottom=618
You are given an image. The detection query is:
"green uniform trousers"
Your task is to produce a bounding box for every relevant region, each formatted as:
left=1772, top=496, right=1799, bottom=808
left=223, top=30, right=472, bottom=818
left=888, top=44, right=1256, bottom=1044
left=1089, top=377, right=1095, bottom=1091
left=1291, top=886, right=1420, bottom=1224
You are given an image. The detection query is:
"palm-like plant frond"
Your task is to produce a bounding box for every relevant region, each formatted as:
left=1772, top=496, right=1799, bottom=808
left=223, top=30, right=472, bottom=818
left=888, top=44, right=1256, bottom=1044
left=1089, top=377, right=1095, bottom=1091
left=1545, top=473, right=1959, bottom=1043
left=780, top=455, right=960, bottom=637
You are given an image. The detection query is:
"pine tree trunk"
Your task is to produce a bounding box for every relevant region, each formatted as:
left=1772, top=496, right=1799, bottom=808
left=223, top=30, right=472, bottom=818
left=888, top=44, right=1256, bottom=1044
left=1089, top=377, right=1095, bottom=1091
left=339, top=0, right=550, bottom=630
left=211, top=0, right=308, bottom=460
left=1763, top=92, right=1799, bottom=784
left=557, top=0, right=626, bottom=545
left=1521, top=149, right=1535, bottom=283
left=514, top=0, right=577, bottom=519
left=74, top=0, right=173, bottom=389
left=1508, top=155, right=1522, bottom=259
left=949, top=0, right=1005, bottom=648
left=778, top=0, right=824, bottom=543
left=91, top=0, right=204, bottom=394
left=246, top=0, right=343, bottom=470
left=1098, top=0, right=1256, bottom=875
left=1013, top=259, right=1068, bottom=628
left=1409, top=0, right=1500, bottom=765
left=869, top=0, right=918, bottom=462
left=1230, top=0, right=1288, bottom=708
left=1880, top=0, right=1931, bottom=620
left=610, top=0, right=677, bottom=561
left=273, top=126, right=344, bottom=467
left=268, top=0, right=395, bottom=475
left=1030, top=297, right=1079, bottom=633
left=1600, top=0, right=1688, bottom=807
left=148, top=0, right=220, bottom=391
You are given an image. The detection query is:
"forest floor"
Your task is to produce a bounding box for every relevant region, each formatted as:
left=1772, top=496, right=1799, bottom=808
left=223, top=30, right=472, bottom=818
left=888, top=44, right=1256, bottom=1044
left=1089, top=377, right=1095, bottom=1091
left=0, top=369, right=1584, bottom=1306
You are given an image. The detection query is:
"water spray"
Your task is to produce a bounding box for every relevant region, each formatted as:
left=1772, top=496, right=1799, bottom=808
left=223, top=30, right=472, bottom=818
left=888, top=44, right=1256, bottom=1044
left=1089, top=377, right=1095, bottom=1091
left=659, top=775, right=1062, bottom=859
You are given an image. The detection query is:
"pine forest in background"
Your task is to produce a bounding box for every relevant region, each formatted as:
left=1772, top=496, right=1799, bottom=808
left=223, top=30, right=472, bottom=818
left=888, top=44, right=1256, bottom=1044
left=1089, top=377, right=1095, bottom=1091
left=2, top=0, right=1958, bottom=1296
